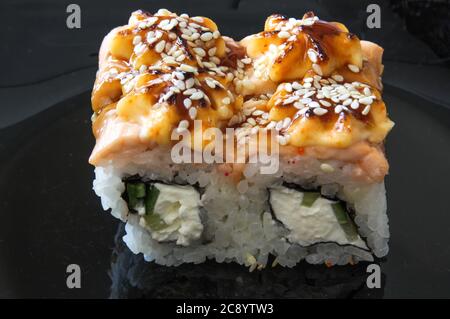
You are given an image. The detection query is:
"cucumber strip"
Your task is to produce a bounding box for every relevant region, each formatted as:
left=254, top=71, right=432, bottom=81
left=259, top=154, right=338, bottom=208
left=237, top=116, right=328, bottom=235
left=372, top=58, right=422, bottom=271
left=143, top=213, right=168, bottom=231
left=331, top=202, right=358, bottom=241
left=145, top=184, right=160, bottom=215
left=126, top=182, right=146, bottom=208
left=301, top=192, right=320, bottom=207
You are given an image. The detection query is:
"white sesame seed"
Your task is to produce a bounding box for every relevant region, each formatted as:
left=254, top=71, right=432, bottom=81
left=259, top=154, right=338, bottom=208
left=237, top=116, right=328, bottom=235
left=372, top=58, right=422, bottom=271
left=339, top=93, right=350, bottom=101
left=331, top=74, right=344, bottom=82
left=191, top=16, right=204, bottom=23
left=347, top=64, right=360, bottom=73
left=362, top=104, right=371, bottom=115
left=308, top=101, right=320, bottom=108
left=307, top=49, right=318, bottom=63
left=179, top=64, right=197, bottom=73
left=313, top=107, right=328, bottom=116
left=213, top=30, right=220, bottom=39
left=292, top=82, right=303, bottom=90
left=185, top=77, right=195, bottom=89
left=278, top=31, right=291, bottom=39
left=132, top=35, right=142, bottom=45
left=350, top=100, right=359, bottom=109
left=169, top=32, right=177, bottom=40
left=303, top=91, right=315, bottom=98
left=222, top=97, right=231, bottom=105
left=206, top=78, right=216, bottom=89
left=190, top=91, right=204, bottom=100
left=319, top=100, right=331, bottom=107
left=200, top=32, right=213, bottom=41
left=208, top=47, right=217, bottom=56
left=342, top=98, right=352, bottom=106
left=320, top=163, right=335, bottom=173
left=304, top=77, right=314, bottom=83
left=359, top=96, right=373, bottom=105
left=183, top=88, right=197, bottom=95
left=173, top=79, right=185, bottom=90
left=282, top=117, right=291, bottom=128
left=188, top=107, right=197, bottom=119
left=176, top=54, right=186, bottom=62
left=284, top=83, right=293, bottom=92
left=334, top=105, right=343, bottom=113
left=183, top=98, right=192, bottom=108
left=364, top=87, right=372, bottom=96
left=193, top=47, right=206, bottom=57
left=155, top=40, right=166, bottom=53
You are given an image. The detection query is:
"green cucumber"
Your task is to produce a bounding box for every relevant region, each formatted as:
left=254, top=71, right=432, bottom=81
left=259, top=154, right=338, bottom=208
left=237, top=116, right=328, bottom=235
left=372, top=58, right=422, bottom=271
left=301, top=192, right=320, bottom=207
left=126, top=182, right=146, bottom=208
left=145, top=184, right=160, bottom=215
left=143, top=213, right=168, bottom=231
left=332, top=202, right=358, bottom=241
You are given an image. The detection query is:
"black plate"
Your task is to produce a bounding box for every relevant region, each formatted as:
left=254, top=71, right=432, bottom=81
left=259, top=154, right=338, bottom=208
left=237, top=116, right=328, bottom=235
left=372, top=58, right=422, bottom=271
left=0, top=84, right=449, bottom=298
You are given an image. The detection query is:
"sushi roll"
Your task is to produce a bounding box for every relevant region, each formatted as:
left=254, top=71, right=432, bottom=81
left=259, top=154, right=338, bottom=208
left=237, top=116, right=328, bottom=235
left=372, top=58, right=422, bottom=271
left=90, top=9, right=394, bottom=268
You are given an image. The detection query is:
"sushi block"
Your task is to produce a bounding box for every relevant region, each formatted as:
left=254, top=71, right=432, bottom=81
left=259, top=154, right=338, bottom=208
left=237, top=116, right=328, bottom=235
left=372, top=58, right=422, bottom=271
left=90, top=9, right=394, bottom=268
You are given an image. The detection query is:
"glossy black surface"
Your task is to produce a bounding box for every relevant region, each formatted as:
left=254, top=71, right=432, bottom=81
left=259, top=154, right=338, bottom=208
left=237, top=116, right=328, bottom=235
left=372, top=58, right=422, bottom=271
left=0, top=85, right=449, bottom=298
left=1, top=0, right=450, bottom=299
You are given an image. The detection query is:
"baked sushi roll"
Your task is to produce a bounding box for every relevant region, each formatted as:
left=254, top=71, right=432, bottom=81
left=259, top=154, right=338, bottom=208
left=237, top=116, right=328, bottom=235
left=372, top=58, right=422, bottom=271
left=90, top=9, right=394, bottom=268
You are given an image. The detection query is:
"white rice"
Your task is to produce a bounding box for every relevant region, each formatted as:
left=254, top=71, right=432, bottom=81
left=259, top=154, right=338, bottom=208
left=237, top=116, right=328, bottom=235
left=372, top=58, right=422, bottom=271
left=93, top=148, right=389, bottom=268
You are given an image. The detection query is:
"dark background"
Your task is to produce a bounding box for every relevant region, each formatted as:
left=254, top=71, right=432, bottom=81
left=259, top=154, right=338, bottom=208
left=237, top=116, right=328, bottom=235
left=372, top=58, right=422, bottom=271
left=0, top=0, right=449, bottom=299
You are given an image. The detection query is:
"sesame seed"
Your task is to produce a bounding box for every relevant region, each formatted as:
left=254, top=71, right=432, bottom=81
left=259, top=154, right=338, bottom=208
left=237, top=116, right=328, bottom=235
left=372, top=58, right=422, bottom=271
left=292, top=82, right=303, bottom=90
left=284, top=83, right=293, bottom=92
left=206, top=78, right=216, bottom=88
left=359, top=96, right=373, bottom=105
left=193, top=47, right=206, bottom=57
left=308, top=101, right=320, bottom=108
left=362, top=104, right=371, bottom=115
left=342, top=98, right=353, bottom=106
left=364, top=87, right=372, bottom=96
left=303, top=91, right=315, bottom=98
left=313, top=107, right=328, bottom=116
left=155, top=40, right=166, bottom=53
left=213, top=30, right=221, bottom=39
left=208, top=47, right=217, bottom=56
left=183, top=98, right=192, bottom=108
left=319, top=100, right=331, bottom=107
left=183, top=88, right=197, bottom=95
left=331, top=74, right=344, bottom=82
left=188, top=107, right=197, bottom=119
left=132, top=35, right=142, bottom=45
left=347, top=64, right=360, bottom=73
left=278, top=31, right=291, bottom=39
left=304, top=77, right=314, bottom=83
left=175, top=54, right=186, bottom=62
left=168, top=32, right=177, bottom=40
left=320, top=163, right=335, bottom=173
left=191, top=16, right=204, bottom=23
left=334, top=105, right=343, bottom=113
left=185, top=77, right=195, bottom=89
left=200, top=32, right=213, bottom=41
left=173, top=79, right=185, bottom=90
left=307, top=49, right=318, bottom=63
left=179, top=64, right=197, bottom=73
left=339, top=93, right=350, bottom=101
left=190, top=91, right=204, bottom=100
left=350, top=100, right=359, bottom=109
left=222, top=97, right=231, bottom=105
